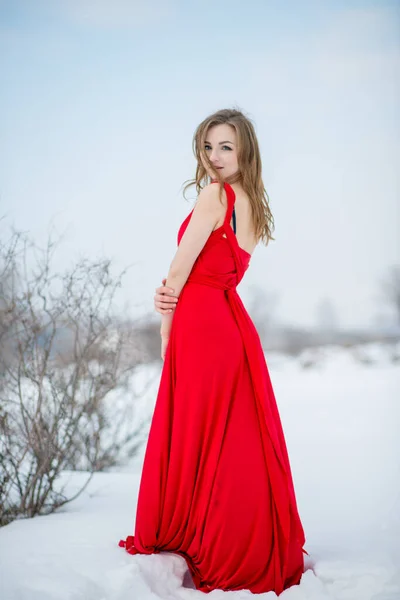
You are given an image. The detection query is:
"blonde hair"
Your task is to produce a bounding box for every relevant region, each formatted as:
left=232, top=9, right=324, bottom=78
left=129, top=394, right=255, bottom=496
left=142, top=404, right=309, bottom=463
left=182, top=108, right=275, bottom=245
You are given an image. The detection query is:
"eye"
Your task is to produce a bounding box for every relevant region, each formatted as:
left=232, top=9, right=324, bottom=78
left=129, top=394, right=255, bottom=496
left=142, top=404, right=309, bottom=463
left=204, top=144, right=232, bottom=151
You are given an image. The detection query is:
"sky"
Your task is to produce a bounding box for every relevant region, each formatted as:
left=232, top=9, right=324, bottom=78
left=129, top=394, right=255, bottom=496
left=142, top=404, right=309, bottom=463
left=0, top=0, right=399, bottom=329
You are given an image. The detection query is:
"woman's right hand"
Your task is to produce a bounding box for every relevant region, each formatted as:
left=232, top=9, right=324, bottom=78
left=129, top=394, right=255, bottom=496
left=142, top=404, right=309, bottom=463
left=154, top=278, right=179, bottom=315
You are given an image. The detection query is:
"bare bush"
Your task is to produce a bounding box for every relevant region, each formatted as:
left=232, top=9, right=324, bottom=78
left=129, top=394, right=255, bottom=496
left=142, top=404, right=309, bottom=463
left=0, top=228, right=147, bottom=526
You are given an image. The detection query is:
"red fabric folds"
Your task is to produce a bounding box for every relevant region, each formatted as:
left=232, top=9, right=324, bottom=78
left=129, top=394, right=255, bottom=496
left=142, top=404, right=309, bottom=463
left=119, top=182, right=307, bottom=594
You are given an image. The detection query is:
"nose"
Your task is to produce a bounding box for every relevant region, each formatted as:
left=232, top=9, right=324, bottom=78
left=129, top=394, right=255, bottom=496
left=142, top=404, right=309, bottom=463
left=210, top=149, right=219, bottom=163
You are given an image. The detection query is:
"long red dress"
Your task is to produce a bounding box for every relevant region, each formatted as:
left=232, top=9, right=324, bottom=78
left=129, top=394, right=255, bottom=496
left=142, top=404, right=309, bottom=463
left=119, top=181, right=307, bottom=594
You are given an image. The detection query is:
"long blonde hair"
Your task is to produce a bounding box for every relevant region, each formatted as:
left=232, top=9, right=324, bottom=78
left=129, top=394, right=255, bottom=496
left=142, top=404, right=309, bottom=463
left=182, top=108, right=275, bottom=245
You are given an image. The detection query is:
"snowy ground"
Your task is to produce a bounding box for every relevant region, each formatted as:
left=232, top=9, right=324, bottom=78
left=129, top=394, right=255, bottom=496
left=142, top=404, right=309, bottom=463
left=0, top=344, right=399, bottom=600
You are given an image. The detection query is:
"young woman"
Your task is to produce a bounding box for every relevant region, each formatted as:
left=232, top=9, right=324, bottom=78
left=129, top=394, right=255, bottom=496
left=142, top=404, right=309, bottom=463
left=119, top=108, right=307, bottom=594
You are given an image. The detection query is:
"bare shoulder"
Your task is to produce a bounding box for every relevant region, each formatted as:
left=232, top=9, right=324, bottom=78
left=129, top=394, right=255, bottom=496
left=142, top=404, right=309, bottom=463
left=194, top=183, right=226, bottom=216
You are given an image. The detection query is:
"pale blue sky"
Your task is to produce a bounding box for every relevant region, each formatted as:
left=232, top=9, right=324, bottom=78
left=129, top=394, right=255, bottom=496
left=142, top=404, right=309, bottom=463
left=1, top=0, right=399, bottom=328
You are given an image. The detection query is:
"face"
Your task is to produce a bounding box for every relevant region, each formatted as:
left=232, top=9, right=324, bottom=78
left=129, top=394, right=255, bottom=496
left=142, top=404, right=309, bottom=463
left=201, top=123, right=239, bottom=180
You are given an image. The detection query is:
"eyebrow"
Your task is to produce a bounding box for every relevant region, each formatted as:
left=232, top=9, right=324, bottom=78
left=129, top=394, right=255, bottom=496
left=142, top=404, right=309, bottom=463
left=204, top=140, right=235, bottom=145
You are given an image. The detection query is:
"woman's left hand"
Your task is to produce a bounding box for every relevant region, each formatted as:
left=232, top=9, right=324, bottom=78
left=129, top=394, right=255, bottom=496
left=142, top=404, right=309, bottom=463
left=161, top=335, right=169, bottom=361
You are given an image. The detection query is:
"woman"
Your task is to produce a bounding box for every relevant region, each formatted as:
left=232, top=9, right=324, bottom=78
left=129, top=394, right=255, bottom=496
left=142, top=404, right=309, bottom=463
left=119, top=108, right=307, bottom=594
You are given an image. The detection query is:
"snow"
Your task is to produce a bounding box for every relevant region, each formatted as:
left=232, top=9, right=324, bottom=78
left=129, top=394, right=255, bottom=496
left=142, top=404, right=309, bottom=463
left=0, top=344, right=399, bottom=600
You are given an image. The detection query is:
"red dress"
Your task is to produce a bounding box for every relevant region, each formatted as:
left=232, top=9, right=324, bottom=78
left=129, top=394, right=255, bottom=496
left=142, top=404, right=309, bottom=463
left=119, top=181, right=307, bottom=594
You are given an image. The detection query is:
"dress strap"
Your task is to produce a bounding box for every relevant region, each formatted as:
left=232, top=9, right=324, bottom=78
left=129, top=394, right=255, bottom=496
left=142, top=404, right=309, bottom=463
left=210, top=181, right=236, bottom=233
left=222, top=182, right=236, bottom=228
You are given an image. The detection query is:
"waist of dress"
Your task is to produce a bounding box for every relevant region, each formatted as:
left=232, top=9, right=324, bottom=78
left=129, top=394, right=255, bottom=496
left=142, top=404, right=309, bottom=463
left=186, top=273, right=237, bottom=293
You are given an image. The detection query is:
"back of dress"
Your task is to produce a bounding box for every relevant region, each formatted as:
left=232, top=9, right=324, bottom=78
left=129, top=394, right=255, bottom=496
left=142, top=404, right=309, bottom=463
left=177, top=180, right=251, bottom=290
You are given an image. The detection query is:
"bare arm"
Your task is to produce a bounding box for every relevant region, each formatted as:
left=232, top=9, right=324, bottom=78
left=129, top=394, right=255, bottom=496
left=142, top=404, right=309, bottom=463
left=160, top=184, right=224, bottom=339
